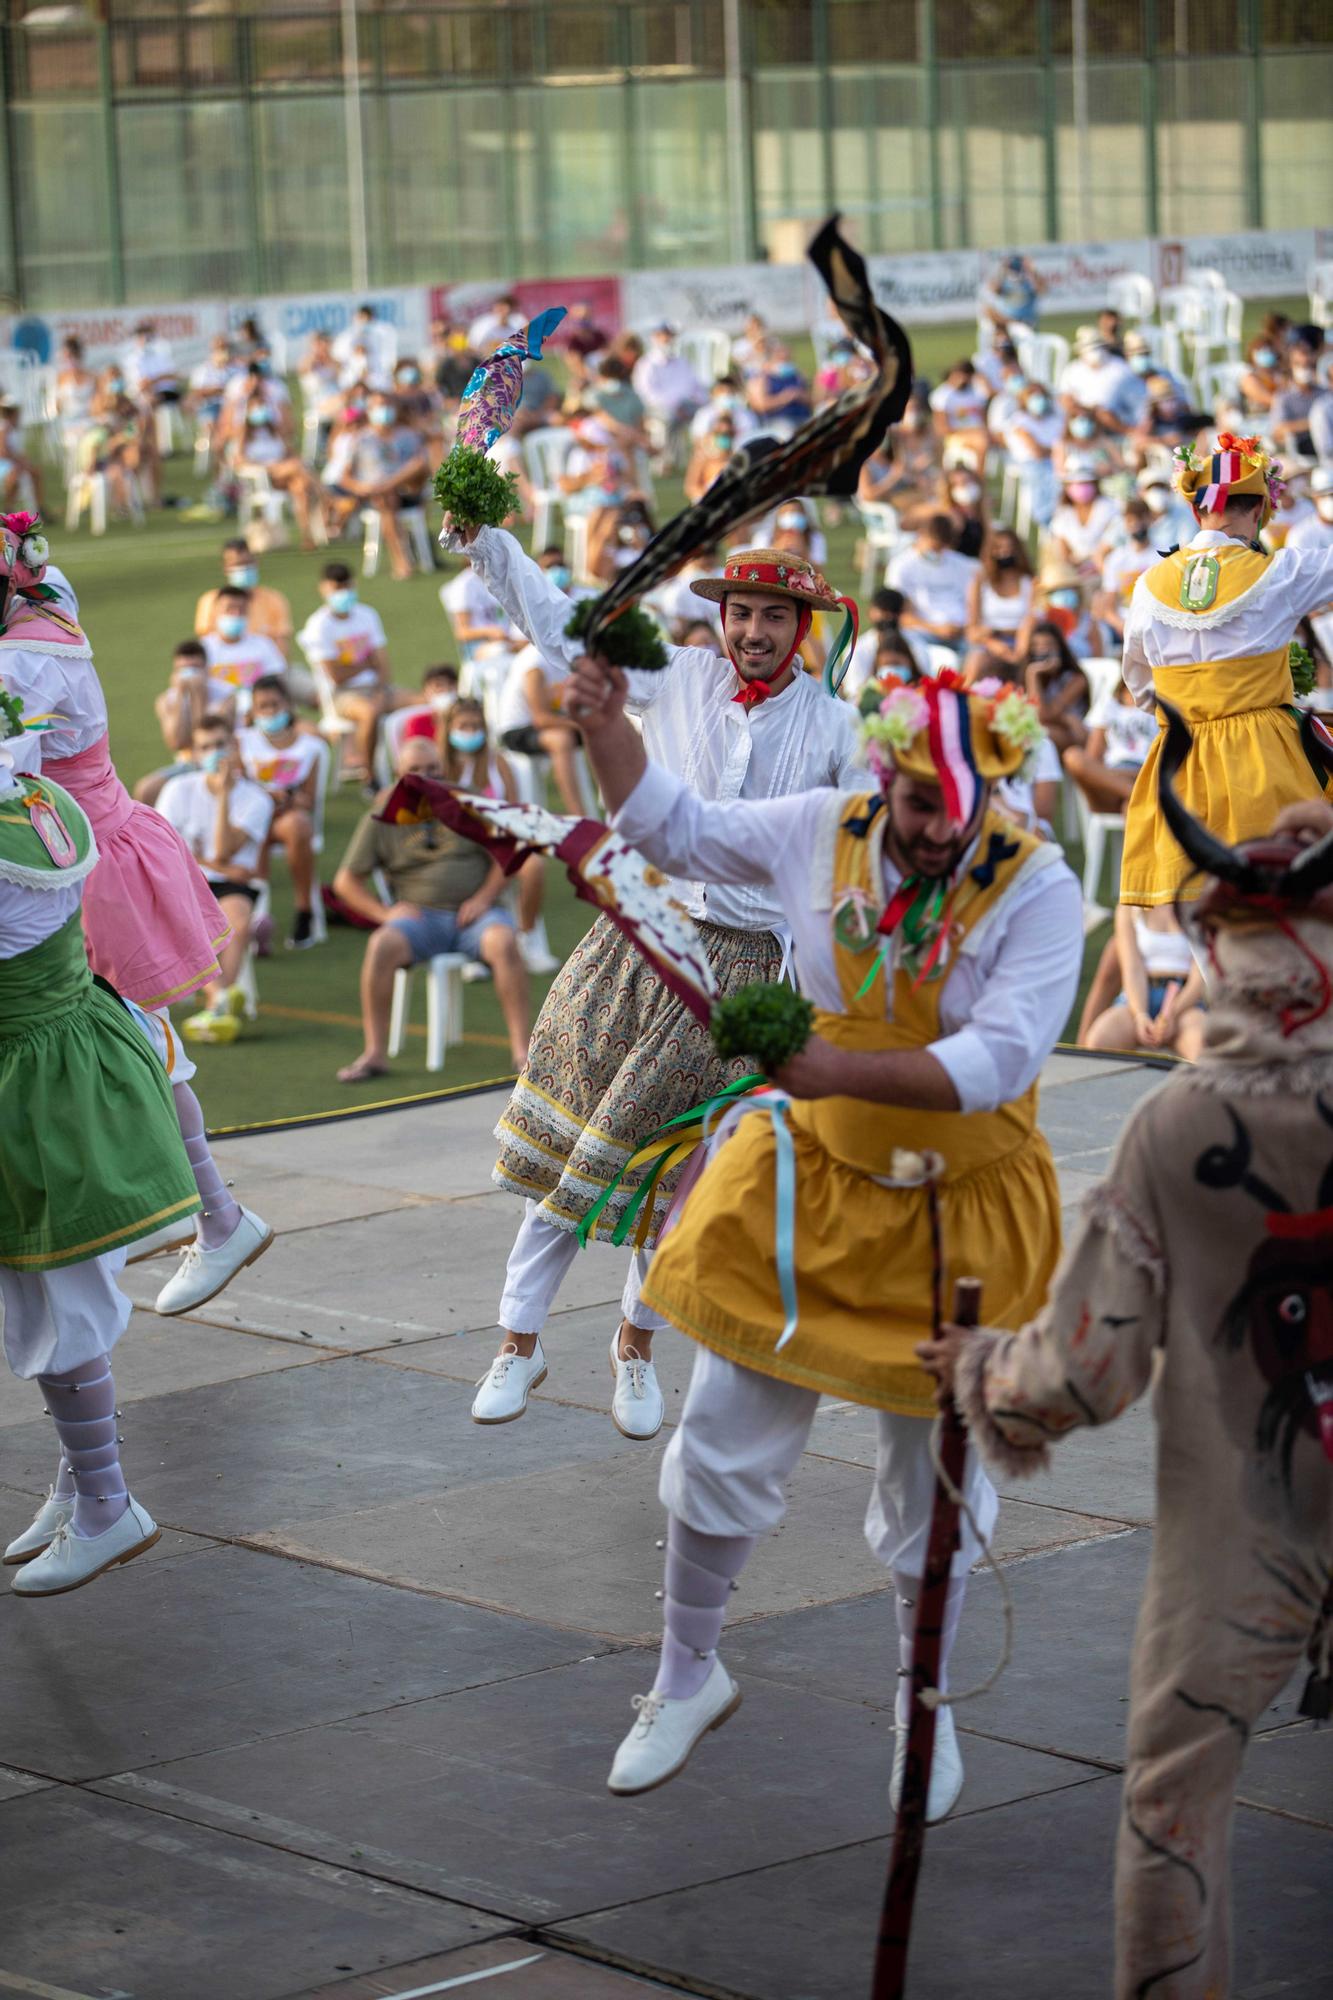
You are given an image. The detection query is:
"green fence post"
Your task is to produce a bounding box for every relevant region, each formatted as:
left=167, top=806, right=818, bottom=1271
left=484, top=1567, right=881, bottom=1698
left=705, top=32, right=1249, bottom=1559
left=0, top=28, right=19, bottom=309
left=814, top=0, right=835, bottom=213
left=1038, top=0, right=1058, bottom=242
left=95, top=17, right=125, bottom=305
left=1242, top=0, right=1263, bottom=229
left=1142, top=0, right=1160, bottom=238
left=920, top=0, right=942, bottom=248
left=238, top=10, right=265, bottom=297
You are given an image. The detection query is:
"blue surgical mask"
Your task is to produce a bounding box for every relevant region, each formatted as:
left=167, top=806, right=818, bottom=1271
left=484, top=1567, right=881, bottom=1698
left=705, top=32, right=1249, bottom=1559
left=1028, top=394, right=1049, bottom=416
left=398, top=367, right=420, bottom=385
left=547, top=565, right=572, bottom=590
left=1049, top=587, right=1081, bottom=610
left=1254, top=346, right=1277, bottom=368
left=218, top=613, right=247, bottom=641
left=257, top=711, right=291, bottom=736
left=199, top=747, right=226, bottom=773
left=1129, top=353, right=1152, bottom=374
left=107, top=375, right=123, bottom=394
left=1070, top=414, right=1096, bottom=438
left=247, top=405, right=270, bottom=425
left=225, top=564, right=258, bottom=589
left=329, top=587, right=357, bottom=614
left=369, top=406, right=394, bottom=428
left=449, top=728, right=487, bottom=755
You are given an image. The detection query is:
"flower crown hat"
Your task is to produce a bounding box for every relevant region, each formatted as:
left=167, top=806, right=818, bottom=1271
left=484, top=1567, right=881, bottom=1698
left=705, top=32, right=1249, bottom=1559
left=692, top=546, right=860, bottom=698
left=0, top=510, right=50, bottom=592
left=1174, top=432, right=1284, bottom=528
left=860, top=668, right=1045, bottom=827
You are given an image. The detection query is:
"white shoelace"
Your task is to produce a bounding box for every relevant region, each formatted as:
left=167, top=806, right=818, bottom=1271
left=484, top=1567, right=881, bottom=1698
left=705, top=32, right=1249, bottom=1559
left=174, top=1241, right=204, bottom=1276
left=618, top=1349, right=650, bottom=1400
left=630, top=1691, right=665, bottom=1735
left=477, top=1343, right=522, bottom=1390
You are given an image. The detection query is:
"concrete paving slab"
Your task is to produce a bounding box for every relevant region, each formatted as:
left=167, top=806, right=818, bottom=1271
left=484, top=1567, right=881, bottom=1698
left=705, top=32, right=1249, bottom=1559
left=0, top=1786, right=502, bottom=2000
left=0, top=1357, right=647, bottom=1543
left=549, top=1777, right=1333, bottom=2000
left=292, top=1939, right=681, bottom=2000
left=807, top=1393, right=1157, bottom=1526
left=109, top=1655, right=1101, bottom=1926
left=369, top=1302, right=696, bottom=1421
left=1040, top=1052, right=1148, bottom=1089
left=157, top=1155, right=427, bottom=1236
left=216, top=1091, right=513, bottom=1201
left=0, top=1762, right=54, bottom=1802
left=1, top=1538, right=606, bottom=1784
left=136, top=1194, right=622, bottom=1350
left=1038, top=1065, right=1165, bottom=1162
left=0, top=1483, right=218, bottom=1575
left=0, top=1312, right=331, bottom=1434
left=1238, top=1722, right=1333, bottom=1826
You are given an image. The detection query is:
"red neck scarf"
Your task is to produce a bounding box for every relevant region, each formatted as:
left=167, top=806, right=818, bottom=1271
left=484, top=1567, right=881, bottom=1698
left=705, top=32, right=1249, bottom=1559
left=729, top=605, right=813, bottom=708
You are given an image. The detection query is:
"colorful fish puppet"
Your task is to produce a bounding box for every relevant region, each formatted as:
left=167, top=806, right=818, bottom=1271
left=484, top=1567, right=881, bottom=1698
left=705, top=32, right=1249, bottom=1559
left=455, top=307, right=567, bottom=457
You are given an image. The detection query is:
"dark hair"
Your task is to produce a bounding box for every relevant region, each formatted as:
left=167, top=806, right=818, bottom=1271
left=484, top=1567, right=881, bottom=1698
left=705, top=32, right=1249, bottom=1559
left=217, top=584, right=251, bottom=606
left=981, top=528, right=1032, bottom=585
left=1025, top=620, right=1082, bottom=682
left=422, top=662, right=459, bottom=688
left=63, top=335, right=84, bottom=359
left=196, top=711, right=232, bottom=735
left=322, top=561, right=353, bottom=586
left=250, top=675, right=290, bottom=702
left=539, top=545, right=564, bottom=562
left=223, top=537, right=250, bottom=560
left=871, top=586, right=905, bottom=618
left=173, top=638, right=207, bottom=662
left=922, top=512, right=958, bottom=546
left=438, top=696, right=489, bottom=783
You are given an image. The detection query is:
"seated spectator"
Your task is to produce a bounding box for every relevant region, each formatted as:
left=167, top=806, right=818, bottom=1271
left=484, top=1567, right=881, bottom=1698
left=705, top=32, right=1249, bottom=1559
left=298, top=330, right=343, bottom=461
left=1082, top=903, right=1206, bottom=1061
left=83, top=367, right=154, bottom=516
left=55, top=337, right=97, bottom=461
left=321, top=392, right=430, bottom=578
left=746, top=339, right=812, bottom=442
left=939, top=464, right=989, bottom=558
left=1238, top=329, right=1285, bottom=414
left=684, top=410, right=738, bottom=504
left=561, top=300, right=611, bottom=391
left=980, top=341, right=1025, bottom=415
left=439, top=696, right=558, bottom=974
left=962, top=528, right=1033, bottom=681
left=392, top=356, right=445, bottom=449
left=196, top=540, right=294, bottom=658
left=299, top=564, right=401, bottom=781
left=1058, top=325, right=1145, bottom=435
left=1131, top=371, right=1200, bottom=451
left=135, top=639, right=238, bottom=806
left=421, top=660, right=461, bottom=709
left=1003, top=378, right=1062, bottom=466
left=158, top=713, right=274, bottom=1044
left=689, top=372, right=756, bottom=448
left=1095, top=307, right=1125, bottom=357
left=634, top=324, right=707, bottom=459
left=1287, top=466, right=1333, bottom=552
left=1022, top=621, right=1090, bottom=754
left=1047, top=460, right=1120, bottom=577
left=594, top=496, right=655, bottom=583
left=495, top=640, right=588, bottom=815
left=1269, top=338, right=1322, bottom=458
left=889, top=512, right=978, bottom=659
left=202, top=585, right=289, bottom=720
left=766, top=497, right=827, bottom=565
left=1022, top=558, right=1103, bottom=663
left=441, top=549, right=522, bottom=662
left=466, top=291, right=526, bottom=355
left=995, top=729, right=1063, bottom=839
left=237, top=675, right=325, bottom=949
left=427, top=316, right=477, bottom=405
left=855, top=628, right=926, bottom=714
left=679, top=618, right=723, bottom=656
left=1095, top=499, right=1158, bottom=647
left=731, top=312, right=770, bottom=380
left=979, top=252, right=1042, bottom=336
left=846, top=585, right=914, bottom=699
left=333, top=733, right=530, bottom=1081
left=814, top=336, right=872, bottom=404
left=219, top=354, right=291, bottom=441
left=587, top=352, right=646, bottom=440
left=233, top=315, right=268, bottom=365
left=1054, top=404, right=1122, bottom=481
left=1063, top=674, right=1156, bottom=813
left=1135, top=462, right=1195, bottom=546
left=0, top=400, right=42, bottom=511
left=929, top=359, right=990, bottom=464
left=234, top=392, right=323, bottom=552
left=124, top=320, right=181, bottom=441
left=333, top=302, right=397, bottom=385
left=860, top=385, right=939, bottom=513
left=185, top=335, right=235, bottom=462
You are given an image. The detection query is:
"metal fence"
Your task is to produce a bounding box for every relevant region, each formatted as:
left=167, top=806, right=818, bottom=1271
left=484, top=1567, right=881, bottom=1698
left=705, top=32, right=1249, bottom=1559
left=1, top=0, right=1329, bottom=310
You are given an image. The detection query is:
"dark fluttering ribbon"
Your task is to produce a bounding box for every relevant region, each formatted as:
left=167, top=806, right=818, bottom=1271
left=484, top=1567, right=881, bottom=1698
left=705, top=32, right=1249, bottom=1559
left=575, top=215, right=913, bottom=663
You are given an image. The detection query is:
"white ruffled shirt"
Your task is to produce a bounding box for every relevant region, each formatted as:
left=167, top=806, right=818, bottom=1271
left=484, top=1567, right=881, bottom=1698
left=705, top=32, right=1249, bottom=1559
left=613, top=764, right=1083, bottom=1114
left=467, top=526, right=861, bottom=932
left=1122, top=530, right=1333, bottom=711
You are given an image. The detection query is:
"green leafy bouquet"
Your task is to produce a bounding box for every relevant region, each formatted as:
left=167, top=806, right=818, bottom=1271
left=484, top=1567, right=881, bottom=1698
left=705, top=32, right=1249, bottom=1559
left=432, top=446, right=520, bottom=531
left=710, top=982, right=814, bottom=1071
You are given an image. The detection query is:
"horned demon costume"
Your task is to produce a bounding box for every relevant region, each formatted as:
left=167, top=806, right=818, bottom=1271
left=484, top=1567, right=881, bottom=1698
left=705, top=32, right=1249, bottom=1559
left=948, top=726, right=1333, bottom=1998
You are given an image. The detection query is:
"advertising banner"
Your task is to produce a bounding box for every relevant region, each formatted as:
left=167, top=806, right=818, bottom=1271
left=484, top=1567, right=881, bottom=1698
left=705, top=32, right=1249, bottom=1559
left=623, top=261, right=806, bottom=335
left=429, top=275, right=623, bottom=345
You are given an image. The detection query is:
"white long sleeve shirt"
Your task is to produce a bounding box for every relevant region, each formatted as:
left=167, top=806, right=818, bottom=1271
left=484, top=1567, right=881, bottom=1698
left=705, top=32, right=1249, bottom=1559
left=1122, top=530, right=1333, bottom=712
left=613, top=762, right=1083, bottom=1114
left=467, top=526, right=861, bottom=932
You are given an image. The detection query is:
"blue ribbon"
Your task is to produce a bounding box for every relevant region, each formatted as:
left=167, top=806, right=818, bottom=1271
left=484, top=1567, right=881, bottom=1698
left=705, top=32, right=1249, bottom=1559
left=771, top=1099, right=800, bottom=1351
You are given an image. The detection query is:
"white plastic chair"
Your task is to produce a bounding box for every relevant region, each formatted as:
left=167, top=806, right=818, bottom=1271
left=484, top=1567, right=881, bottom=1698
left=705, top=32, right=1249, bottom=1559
left=1197, top=360, right=1248, bottom=420
left=299, top=651, right=358, bottom=785
left=360, top=504, right=433, bottom=578
left=923, top=643, right=961, bottom=678
left=234, top=878, right=271, bottom=1020
left=1184, top=266, right=1227, bottom=292
left=522, top=425, right=575, bottom=551
left=678, top=327, right=733, bottom=388
left=1107, top=272, right=1156, bottom=324
left=65, top=467, right=144, bottom=534
left=854, top=499, right=901, bottom=596
left=388, top=953, right=467, bottom=1071
left=1307, top=261, right=1333, bottom=332
left=1071, top=656, right=1130, bottom=916
left=1012, top=331, right=1069, bottom=391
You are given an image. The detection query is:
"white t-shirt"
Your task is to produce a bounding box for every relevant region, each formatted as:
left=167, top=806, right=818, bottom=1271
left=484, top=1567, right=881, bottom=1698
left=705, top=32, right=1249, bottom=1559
left=202, top=631, right=288, bottom=716
left=1004, top=408, right=1063, bottom=460
left=442, top=567, right=521, bottom=643
left=887, top=546, right=979, bottom=631
left=496, top=644, right=567, bottom=734
left=1285, top=511, right=1333, bottom=553
left=929, top=380, right=989, bottom=430
left=1049, top=495, right=1119, bottom=566
left=1088, top=691, right=1157, bottom=770
left=1100, top=540, right=1157, bottom=611
left=298, top=602, right=388, bottom=690
left=237, top=727, right=324, bottom=797
left=158, top=769, right=274, bottom=884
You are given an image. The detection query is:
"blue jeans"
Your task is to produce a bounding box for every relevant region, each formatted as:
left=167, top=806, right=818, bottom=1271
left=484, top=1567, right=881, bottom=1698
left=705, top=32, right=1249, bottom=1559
left=388, top=903, right=514, bottom=965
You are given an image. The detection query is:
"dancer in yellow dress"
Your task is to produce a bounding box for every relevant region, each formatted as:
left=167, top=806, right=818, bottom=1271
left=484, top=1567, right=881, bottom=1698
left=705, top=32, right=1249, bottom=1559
left=1119, top=432, right=1333, bottom=906
left=559, top=657, right=1083, bottom=1815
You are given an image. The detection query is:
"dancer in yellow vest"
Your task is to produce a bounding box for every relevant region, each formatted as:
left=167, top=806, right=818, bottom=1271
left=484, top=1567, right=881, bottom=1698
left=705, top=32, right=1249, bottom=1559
left=561, top=657, right=1083, bottom=1813
left=1120, top=431, right=1333, bottom=906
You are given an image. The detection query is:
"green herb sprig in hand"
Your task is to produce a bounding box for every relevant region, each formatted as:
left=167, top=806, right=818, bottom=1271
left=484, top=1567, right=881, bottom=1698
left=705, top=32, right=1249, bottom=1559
left=711, top=982, right=814, bottom=1072
left=565, top=597, right=668, bottom=672
left=1290, top=641, right=1316, bottom=701
left=433, top=445, right=520, bottom=531
left=0, top=687, right=25, bottom=740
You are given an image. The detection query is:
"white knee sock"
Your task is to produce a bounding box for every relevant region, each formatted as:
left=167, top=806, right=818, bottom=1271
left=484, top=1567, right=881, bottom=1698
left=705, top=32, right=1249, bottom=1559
left=653, top=1516, right=757, bottom=1700
left=893, top=1567, right=966, bottom=1724
left=38, top=1360, right=127, bottom=1537
left=173, top=1081, right=240, bottom=1250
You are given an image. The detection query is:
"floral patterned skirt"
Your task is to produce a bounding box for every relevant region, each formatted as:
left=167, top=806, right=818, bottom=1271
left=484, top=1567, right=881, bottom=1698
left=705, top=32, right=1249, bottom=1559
left=493, top=912, right=783, bottom=1246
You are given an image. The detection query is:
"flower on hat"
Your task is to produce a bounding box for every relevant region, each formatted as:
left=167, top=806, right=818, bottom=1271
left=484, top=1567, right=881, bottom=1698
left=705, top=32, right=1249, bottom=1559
left=1, top=510, right=40, bottom=538
left=989, top=688, right=1046, bottom=778
left=859, top=683, right=928, bottom=782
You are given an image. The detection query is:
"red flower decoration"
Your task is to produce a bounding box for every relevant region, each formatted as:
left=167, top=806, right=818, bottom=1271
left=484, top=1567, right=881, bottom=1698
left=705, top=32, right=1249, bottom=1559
left=1215, top=431, right=1261, bottom=459
left=0, top=511, right=40, bottom=536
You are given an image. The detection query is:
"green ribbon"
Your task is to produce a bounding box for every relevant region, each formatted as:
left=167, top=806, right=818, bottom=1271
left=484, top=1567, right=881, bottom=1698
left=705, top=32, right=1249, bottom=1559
left=853, top=874, right=949, bottom=998
left=576, top=1071, right=766, bottom=1251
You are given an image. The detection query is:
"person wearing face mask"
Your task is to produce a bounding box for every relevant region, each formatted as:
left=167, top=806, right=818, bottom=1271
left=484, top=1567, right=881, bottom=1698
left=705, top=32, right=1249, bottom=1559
left=201, top=586, right=288, bottom=725
left=494, top=630, right=590, bottom=817
left=1057, top=325, right=1146, bottom=436
left=1269, top=342, right=1323, bottom=458
left=764, top=498, right=828, bottom=566
left=684, top=417, right=738, bottom=504
left=158, top=717, right=275, bottom=1043
left=1135, top=464, right=1195, bottom=548
left=1095, top=499, right=1160, bottom=646
left=688, top=373, right=756, bottom=450
left=1048, top=457, right=1120, bottom=576
left=298, top=562, right=408, bottom=782
left=1022, top=558, right=1104, bottom=664
left=889, top=512, right=979, bottom=657
left=1286, top=466, right=1333, bottom=553
left=962, top=528, right=1033, bottom=680
left=928, top=358, right=990, bottom=463
left=1022, top=619, right=1090, bottom=755
left=135, top=639, right=238, bottom=808
left=857, top=386, right=935, bottom=512
left=435, top=694, right=558, bottom=974
left=195, top=538, right=294, bottom=659
left=87, top=364, right=156, bottom=516
left=236, top=675, right=325, bottom=948
left=234, top=386, right=324, bottom=553
left=1239, top=331, right=1284, bottom=414
left=939, top=468, right=988, bottom=560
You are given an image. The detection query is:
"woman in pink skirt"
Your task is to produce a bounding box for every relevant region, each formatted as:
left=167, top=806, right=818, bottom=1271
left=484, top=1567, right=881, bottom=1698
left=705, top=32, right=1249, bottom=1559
left=0, top=512, right=270, bottom=1312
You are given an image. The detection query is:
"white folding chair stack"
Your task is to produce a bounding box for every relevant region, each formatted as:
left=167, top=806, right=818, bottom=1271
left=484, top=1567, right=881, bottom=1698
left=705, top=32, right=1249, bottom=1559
left=1010, top=330, right=1070, bottom=390
left=1107, top=272, right=1156, bottom=324
left=389, top=954, right=467, bottom=1072
left=678, top=328, right=733, bottom=389
left=1307, top=261, right=1333, bottom=333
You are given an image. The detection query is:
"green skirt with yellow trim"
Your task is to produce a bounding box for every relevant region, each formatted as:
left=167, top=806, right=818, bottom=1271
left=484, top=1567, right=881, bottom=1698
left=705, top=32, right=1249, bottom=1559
left=0, top=913, right=199, bottom=1269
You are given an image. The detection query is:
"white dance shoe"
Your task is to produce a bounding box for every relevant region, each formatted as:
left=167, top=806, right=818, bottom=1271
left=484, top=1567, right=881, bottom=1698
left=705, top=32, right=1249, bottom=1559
left=609, top=1332, right=664, bottom=1441
left=154, top=1207, right=273, bottom=1316
left=125, top=1217, right=196, bottom=1265
left=11, top=1498, right=160, bottom=1597
left=607, top=1658, right=742, bottom=1795
left=3, top=1487, right=74, bottom=1566
left=517, top=918, right=560, bottom=975
left=890, top=1701, right=965, bottom=1824
left=472, top=1338, right=547, bottom=1423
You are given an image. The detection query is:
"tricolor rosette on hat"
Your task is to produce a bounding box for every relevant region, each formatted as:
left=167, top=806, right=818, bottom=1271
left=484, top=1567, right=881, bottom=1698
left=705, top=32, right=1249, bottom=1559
left=859, top=669, right=1044, bottom=824
left=1173, top=432, right=1284, bottom=527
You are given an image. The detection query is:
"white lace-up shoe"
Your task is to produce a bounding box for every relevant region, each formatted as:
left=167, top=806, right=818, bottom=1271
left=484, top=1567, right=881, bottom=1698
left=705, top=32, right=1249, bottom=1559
left=609, top=1332, right=664, bottom=1440
left=125, top=1217, right=196, bottom=1264
left=889, top=1701, right=964, bottom=1823
left=3, top=1487, right=74, bottom=1566
left=154, top=1207, right=273, bottom=1316
left=11, top=1498, right=160, bottom=1597
left=517, top=918, right=560, bottom=974
left=471, top=1339, right=547, bottom=1424
left=607, top=1657, right=741, bottom=1795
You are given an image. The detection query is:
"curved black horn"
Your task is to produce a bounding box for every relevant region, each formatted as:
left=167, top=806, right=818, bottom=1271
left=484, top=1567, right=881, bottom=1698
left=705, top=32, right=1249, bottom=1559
left=1157, top=699, right=1271, bottom=893
left=1317, top=1097, right=1333, bottom=1212
left=1196, top=1105, right=1291, bottom=1212
left=1284, top=823, right=1333, bottom=895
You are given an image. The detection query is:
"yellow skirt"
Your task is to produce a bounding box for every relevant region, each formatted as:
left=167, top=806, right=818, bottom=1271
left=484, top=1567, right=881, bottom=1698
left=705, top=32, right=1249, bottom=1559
left=1121, top=706, right=1328, bottom=907
left=640, top=1112, right=1062, bottom=1417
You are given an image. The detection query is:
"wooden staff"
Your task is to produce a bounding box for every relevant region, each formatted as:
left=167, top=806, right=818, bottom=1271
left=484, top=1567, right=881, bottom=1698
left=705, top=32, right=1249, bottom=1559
left=870, top=1273, right=983, bottom=2000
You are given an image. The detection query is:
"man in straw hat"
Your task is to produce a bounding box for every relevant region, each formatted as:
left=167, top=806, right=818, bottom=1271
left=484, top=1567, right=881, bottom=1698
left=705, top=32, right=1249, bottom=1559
left=921, top=737, right=1333, bottom=2000
left=557, top=651, right=1082, bottom=1808
left=443, top=520, right=858, bottom=1441
left=1119, top=431, right=1333, bottom=910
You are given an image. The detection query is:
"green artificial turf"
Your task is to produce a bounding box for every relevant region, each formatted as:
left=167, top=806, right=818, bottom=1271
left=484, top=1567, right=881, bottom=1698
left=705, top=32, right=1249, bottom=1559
left=56, top=294, right=1302, bottom=1127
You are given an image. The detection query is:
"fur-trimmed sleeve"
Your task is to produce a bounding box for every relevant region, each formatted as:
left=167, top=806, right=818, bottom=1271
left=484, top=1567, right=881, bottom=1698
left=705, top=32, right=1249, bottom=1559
left=954, top=1116, right=1168, bottom=1476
